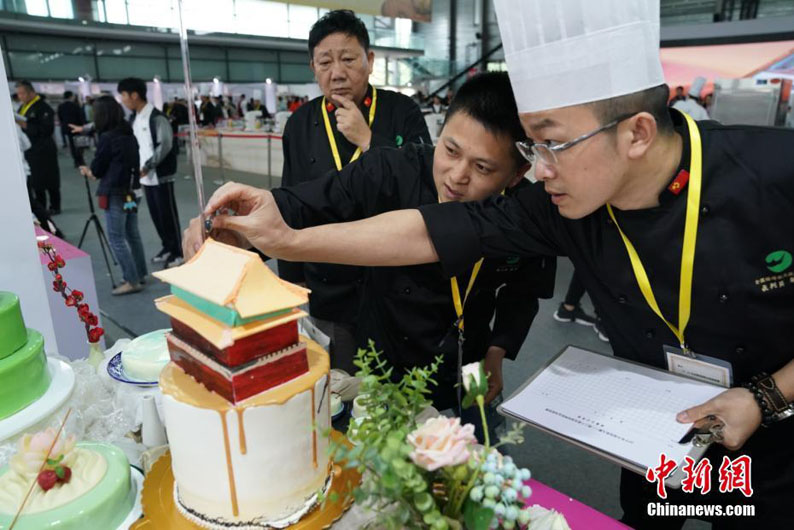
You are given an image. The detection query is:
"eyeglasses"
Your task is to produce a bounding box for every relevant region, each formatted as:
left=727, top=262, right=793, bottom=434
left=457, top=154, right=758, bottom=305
left=515, top=113, right=636, bottom=166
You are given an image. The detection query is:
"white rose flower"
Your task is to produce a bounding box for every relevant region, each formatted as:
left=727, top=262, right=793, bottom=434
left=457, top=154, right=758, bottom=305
left=461, top=362, right=482, bottom=393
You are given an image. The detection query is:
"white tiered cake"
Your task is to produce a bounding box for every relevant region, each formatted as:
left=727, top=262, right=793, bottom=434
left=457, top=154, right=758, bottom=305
left=154, top=240, right=332, bottom=529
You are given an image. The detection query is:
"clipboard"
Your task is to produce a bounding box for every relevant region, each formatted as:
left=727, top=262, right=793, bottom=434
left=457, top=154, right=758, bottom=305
left=497, top=345, right=726, bottom=489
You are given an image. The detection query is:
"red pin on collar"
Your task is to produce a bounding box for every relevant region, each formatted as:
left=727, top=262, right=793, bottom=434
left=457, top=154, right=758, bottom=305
left=363, top=96, right=372, bottom=108
left=326, top=102, right=335, bottom=112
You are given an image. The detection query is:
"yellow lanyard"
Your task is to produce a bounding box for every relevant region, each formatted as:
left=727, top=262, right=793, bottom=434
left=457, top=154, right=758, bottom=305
left=606, top=112, right=703, bottom=352
left=447, top=188, right=508, bottom=331
left=19, top=95, right=40, bottom=117
left=321, top=87, right=377, bottom=171
left=450, top=259, right=484, bottom=331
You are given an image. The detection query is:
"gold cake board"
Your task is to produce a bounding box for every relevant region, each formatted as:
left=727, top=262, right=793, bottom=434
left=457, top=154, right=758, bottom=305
left=131, top=431, right=361, bottom=530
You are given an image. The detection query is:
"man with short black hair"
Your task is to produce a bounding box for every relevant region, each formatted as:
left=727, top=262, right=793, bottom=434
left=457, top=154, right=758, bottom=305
left=184, top=73, right=555, bottom=434
left=117, top=77, right=183, bottom=268
left=670, top=85, right=686, bottom=105
left=16, top=80, right=61, bottom=215
left=57, top=90, right=86, bottom=167
left=278, top=9, right=431, bottom=373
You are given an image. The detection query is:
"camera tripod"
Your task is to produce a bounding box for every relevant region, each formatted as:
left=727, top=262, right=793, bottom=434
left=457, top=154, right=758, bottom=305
left=77, top=175, right=117, bottom=288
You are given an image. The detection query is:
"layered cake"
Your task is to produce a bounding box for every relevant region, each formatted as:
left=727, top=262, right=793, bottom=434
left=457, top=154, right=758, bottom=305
left=120, top=328, right=171, bottom=382
left=154, top=239, right=332, bottom=529
left=0, top=292, right=51, bottom=420
left=0, top=429, right=135, bottom=529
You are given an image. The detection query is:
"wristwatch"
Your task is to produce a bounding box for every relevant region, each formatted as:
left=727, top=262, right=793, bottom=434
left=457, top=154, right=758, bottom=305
left=742, top=372, right=794, bottom=426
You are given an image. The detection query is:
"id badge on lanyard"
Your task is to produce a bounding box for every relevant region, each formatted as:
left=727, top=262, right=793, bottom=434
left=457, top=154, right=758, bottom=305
left=664, top=345, right=732, bottom=388
left=608, top=112, right=733, bottom=388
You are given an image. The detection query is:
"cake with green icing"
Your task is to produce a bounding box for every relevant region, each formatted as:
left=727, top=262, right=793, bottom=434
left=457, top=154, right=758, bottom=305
left=0, top=292, right=50, bottom=420
left=0, top=430, right=134, bottom=529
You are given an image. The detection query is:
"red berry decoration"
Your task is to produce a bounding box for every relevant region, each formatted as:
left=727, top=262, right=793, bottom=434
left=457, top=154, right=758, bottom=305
left=88, top=327, right=105, bottom=343
left=55, top=465, right=72, bottom=483
left=37, top=470, right=58, bottom=491
left=39, top=245, right=102, bottom=347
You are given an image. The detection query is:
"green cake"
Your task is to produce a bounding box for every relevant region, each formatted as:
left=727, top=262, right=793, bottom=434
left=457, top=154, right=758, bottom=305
left=0, top=292, right=51, bottom=420
left=0, top=436, right=135, bottom=529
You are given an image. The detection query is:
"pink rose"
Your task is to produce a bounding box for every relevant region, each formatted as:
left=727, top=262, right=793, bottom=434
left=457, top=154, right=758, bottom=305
left=407, top=417, right=476, bottom=471
left=11, top=428, right=76, bottom=475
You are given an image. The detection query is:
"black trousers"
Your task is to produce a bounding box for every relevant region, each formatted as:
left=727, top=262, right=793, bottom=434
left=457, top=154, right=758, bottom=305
left=563, top=270, right=586, bottom=307
left=143, top=181, right=182, bottom=258
left=66, top=133, right=85, bottom=167
left=619, top=417, right=794, bottom=529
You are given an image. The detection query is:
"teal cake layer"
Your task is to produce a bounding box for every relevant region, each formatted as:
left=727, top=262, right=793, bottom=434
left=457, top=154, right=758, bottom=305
left=0, top=292, right=27, bottom=360
left=0, top=442, right=135, bottom=530
left=0, top=330, right=50, bottom=420
left=171, top=286, right=291, bottom=326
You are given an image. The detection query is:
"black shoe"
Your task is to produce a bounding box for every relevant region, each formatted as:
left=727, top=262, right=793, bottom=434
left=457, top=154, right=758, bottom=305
left=165, top=254, right=184, bottom=269
left=594, top=318, right=610, bottom=342
left=151, top=248, right=169, bottom=263
left=553, top=303, right=596, bottom=326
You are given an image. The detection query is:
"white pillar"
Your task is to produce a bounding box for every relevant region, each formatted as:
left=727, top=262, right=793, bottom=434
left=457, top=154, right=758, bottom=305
left=0, top=50, right=58, bottom=354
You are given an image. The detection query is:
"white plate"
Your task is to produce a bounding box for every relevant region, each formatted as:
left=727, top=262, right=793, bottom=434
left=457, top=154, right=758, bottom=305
left=0, top=358, right=76, bottom=441
left=117, top=466, right=144, bottom=530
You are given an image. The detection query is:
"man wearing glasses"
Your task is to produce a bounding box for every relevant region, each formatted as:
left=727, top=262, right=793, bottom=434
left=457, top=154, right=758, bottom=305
left=189, top=1, right=793, bottom=527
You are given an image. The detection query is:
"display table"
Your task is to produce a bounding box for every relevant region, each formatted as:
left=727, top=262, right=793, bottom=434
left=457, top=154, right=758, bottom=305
left=92, top=339, right=629, bottom=529
left=35, top=226, right=104, bottom=359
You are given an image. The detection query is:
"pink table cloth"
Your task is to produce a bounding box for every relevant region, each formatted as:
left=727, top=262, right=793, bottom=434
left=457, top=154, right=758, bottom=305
left=525, top=479, right=631, bottom=529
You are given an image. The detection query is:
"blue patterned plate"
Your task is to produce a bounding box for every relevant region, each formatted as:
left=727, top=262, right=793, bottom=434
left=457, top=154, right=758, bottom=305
left=107, top=352, right=159, bottom=386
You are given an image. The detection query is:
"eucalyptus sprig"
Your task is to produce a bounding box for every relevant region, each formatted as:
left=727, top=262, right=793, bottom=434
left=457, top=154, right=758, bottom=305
left=330, top=342, right=448, bottom=529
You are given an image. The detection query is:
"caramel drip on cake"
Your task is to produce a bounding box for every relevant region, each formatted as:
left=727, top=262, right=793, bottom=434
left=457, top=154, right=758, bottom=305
left=311, top=387, right=317, bottom=469
left=218, top=411, right=240, bottom=517
left=235, top=408, right=247, bottom=455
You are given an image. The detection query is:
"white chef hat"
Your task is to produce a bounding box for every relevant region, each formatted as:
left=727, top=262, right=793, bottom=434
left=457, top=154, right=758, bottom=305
left=688, top=76, right=706, bottom=98
left=494, top=0, right=665, bottom=113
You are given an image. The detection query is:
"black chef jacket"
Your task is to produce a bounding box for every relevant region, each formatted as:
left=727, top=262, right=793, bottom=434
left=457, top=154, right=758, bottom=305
left=417, top=109, right=794, bottom=521
left=21, top=98, right=60, bottom=190
left=273, top=143, right=555, bottom=410
left=279, top=85, right=431, bottom=324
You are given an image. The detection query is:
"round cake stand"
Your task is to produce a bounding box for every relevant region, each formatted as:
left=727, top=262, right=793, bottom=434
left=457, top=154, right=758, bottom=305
left=0, top=358, right=76, bottom=441
left=130, top=431, right=361, bottom=530
left=117, top=466, right=145, bottom=530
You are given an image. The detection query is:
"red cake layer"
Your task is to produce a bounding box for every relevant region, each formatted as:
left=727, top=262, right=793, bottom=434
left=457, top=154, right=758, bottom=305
left=166, top=333, right=309, bottom=403
left=170, top=317, right=299, bottom=368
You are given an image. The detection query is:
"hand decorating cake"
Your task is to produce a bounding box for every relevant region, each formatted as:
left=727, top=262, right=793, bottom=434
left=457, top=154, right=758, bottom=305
left=0, top=428, right=135, bottom=529
left=0, top=292, right=51, bottom=420
left=153, top=239, right=332, bottom=529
